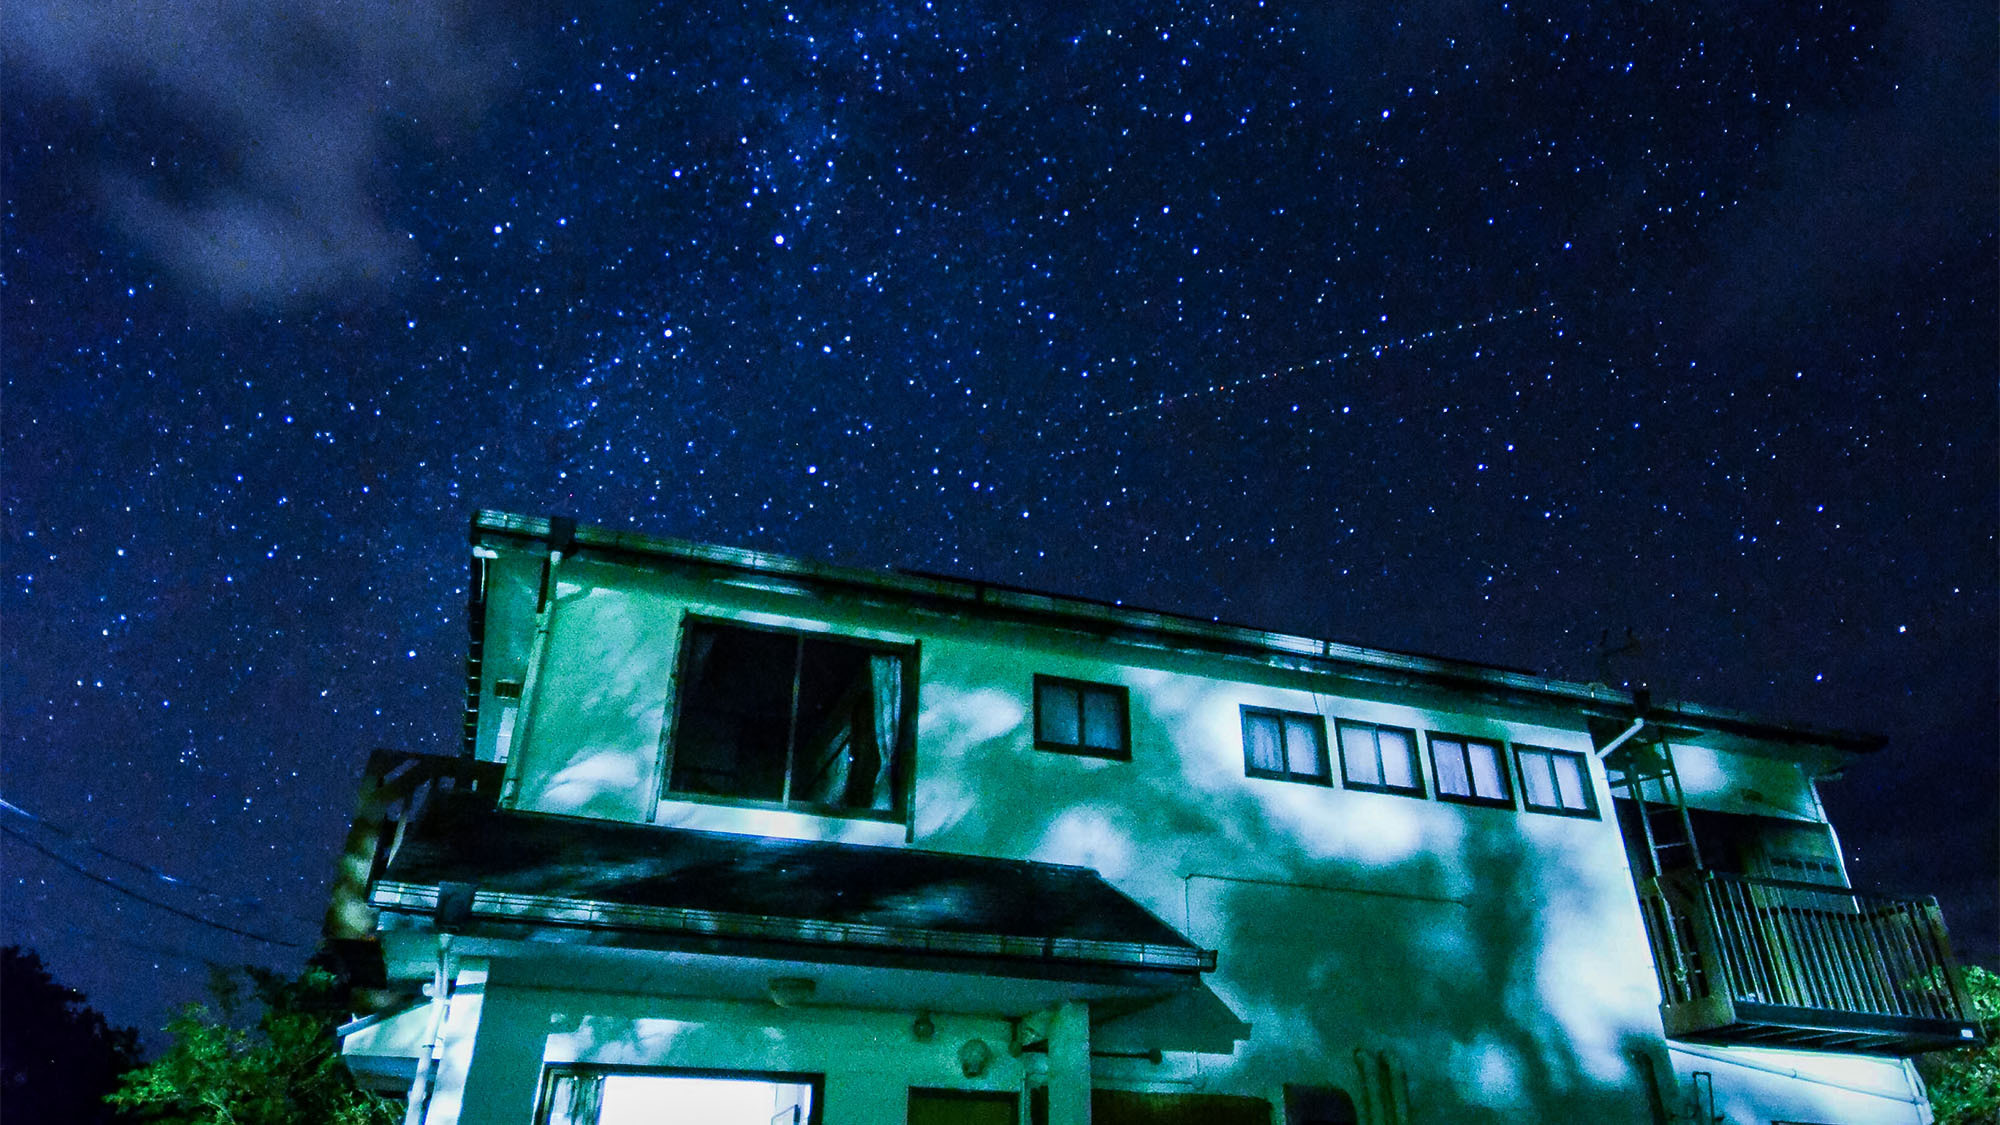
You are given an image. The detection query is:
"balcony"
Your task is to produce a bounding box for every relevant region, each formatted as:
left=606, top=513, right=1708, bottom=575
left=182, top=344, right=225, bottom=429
left=1637, top=870, right=1982, bottom=1054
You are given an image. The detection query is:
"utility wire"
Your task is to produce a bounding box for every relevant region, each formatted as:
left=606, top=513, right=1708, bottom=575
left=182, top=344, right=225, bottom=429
left=0, top=823, right=303, bottom=949
left=0, top=796, right=287, bottom=918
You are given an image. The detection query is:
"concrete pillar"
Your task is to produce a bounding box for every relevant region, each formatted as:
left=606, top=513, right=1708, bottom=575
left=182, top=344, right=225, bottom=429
left=452, top=983, right=548, bottom=1125
left=1046, top=1000, right=1091, bottom=1125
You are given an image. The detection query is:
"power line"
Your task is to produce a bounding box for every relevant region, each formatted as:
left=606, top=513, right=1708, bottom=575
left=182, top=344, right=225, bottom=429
left=0, top=796, right=287, bottom=918
left=0, top=823, right=304, bottom=949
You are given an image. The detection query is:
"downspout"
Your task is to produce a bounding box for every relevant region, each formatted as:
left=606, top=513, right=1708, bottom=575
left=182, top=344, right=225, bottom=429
left=497, top=525, right=572, bottom=806
left=403, top=937, right=454, bottom=1125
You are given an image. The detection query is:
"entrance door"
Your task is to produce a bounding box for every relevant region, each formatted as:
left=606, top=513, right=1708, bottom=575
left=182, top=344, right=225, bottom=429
left=908, top=1088, right=1019, bottom=1125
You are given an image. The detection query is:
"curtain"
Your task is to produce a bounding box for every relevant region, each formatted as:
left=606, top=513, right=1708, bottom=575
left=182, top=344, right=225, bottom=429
left=1245, top=713, right=1285, bottom=773
left=868, top=653, right=902, bottom=811
left=680, top=627, right=717, bottom=688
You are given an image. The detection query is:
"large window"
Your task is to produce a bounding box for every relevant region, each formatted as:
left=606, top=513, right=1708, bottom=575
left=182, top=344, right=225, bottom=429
left=1034, top=675, right=1130, bottom=759
left=667, top=620, right=910, bottom=818
left=1427, top=733, right=1513, bottom=808
left=1242, top=707, right=1330, bottom=784
left=1335, top=720, right=1424, bottom=796
left=539, top=1068, right=818, bottom=1125
left=1514, top=744, right=1596, bottom=817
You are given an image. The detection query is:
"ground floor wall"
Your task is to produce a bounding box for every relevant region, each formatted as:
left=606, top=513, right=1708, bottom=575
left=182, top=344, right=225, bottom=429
left=401, top=960, right=1934, bottom=1125
left=426, top=967, right=1035, bottom=1125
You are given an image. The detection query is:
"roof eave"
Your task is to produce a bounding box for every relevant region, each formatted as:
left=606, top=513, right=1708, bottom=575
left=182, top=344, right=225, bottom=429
left=467, top=510, right=1887, bottom=756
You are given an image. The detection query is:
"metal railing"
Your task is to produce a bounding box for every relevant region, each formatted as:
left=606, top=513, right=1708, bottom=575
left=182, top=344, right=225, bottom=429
left=1643, top=870, right=1973, bottom=1026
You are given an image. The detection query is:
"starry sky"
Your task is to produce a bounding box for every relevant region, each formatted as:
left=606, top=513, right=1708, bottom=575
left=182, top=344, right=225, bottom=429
left=4, top=0, right=1994, bottom=1039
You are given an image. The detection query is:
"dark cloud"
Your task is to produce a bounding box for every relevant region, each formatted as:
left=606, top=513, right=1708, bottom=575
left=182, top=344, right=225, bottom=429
left=6, top=0, right=508, bottom=305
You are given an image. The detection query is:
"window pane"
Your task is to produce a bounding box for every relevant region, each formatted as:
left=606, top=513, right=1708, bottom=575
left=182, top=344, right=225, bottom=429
left=1379, top=729, right=1416, bottom=790
left=598, top=1076, right=814, bottom=1125
left=1468, top=741, right=1507, bottom=800
left=1081, top=688, right=1124, bottom=751
left=1433, top=738, right=1471, bottom=797
left=1283, top=718, right=1324, bottom=778
left=1340, top=725, right=1380, bottom=786
left=1245, top=713, right=1285, bottom=773
left=670, top=625, right=794, bottom=800
left=1551, top=751, right=1588, bottom=811
left=1519, top=749, right=1558, bottom=808
left=793, top=637, right=876, bottom=808
left=1037, top=681, right=1080, bottom=746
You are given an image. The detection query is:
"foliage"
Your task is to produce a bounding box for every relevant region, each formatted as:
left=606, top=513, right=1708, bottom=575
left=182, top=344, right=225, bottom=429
left=1, top=945, right=142, bottom=1124
left=108, top=964, right=399, bottom=1125
left=1919, top=964, right=2000, bottom=1125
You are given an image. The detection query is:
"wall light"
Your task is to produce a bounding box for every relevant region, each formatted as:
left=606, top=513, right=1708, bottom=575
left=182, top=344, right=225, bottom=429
left=958, top=1038, right=994, bottom=1078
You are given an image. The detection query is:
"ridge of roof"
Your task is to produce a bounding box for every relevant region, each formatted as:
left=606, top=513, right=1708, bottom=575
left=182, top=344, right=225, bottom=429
left=469, top=509, right=1886, bottom=755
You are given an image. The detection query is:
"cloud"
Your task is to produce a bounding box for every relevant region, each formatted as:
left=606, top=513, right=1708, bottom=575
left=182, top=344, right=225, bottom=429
left=6, top=0, right=507, bottom=306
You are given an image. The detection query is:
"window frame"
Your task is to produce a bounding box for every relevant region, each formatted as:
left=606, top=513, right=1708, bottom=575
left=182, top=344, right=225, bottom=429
left=1512, top=743, right=1599, bottom=818
left=1425, top=732, right=1515, bottom=809
left=1240, top=706, right=1332, bottom=786
left=659, top=614, right=917, bottom=823
left=533, top=1064, right=824, bottom=1125
left=1333, top=719, right=1427, bottom=798
left=1032, top=674, right=1132, bottom=760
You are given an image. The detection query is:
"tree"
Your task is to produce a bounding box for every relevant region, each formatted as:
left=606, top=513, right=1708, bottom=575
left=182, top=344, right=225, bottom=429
left=108, top=963, right=399, bottom=1125
left=1919, top=964, right=2000, bottom=1125
left=1, top=945, right=141, bottom=1123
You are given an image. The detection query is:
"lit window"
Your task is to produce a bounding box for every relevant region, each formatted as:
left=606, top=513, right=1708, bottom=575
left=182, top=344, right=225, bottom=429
left=1336, top=720, right=1424, bottom=796
left=1034, top=675, right=1130, bottom=759
left=539, top=1069, right=817, bottom=1125
left=1428, top=734, right=1513, bottom=807
left=667, top=620, right=910, bottom=818
left=1243, top=707, right=1330, bottom=784
left=1514, top=744, right=1596, bottom=816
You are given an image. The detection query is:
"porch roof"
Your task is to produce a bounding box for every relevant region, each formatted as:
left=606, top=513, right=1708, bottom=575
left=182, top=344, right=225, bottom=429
left=372, top=792, right=1212, bottom=976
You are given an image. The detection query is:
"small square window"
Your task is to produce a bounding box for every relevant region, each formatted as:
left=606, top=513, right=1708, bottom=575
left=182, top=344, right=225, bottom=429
left=1242, top=707, right=1330, bottom=784
left=1428, top=734, right=1513, bottom=807
left=1336, top=720, right=1425, bottom=796
left=1515, top=744, right=1597, bottom=817
left=1034, top=676, right=1130, bottom=759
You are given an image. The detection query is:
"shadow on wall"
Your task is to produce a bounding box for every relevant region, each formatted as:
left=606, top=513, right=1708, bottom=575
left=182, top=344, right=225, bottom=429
left=915, top=661, right=1670, bottom=1124
left=516, top=585, right=678, bottom=822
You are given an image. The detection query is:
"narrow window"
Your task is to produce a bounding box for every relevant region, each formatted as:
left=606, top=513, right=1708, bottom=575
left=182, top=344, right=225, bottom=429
left=1336, top=720, right=1425, bottom=796
left=667, top=620, right=909, bottom=818
left=1034, top=676, right=1130, bottom=759
left=1514, top=744, right=1597, bottom=817
left=1428, top=734, right=1513, bottom=807
left=1242, top=707, right=1330, bottom=784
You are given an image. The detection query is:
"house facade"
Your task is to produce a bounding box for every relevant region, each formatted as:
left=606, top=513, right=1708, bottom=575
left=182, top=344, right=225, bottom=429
left=328, top=511, right=1979, bottom=1125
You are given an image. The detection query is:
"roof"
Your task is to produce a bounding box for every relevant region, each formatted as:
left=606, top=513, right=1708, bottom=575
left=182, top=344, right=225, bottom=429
left=373, top=790, right=1211, bottom=974
left=469, top=510, right=1886, bottom=755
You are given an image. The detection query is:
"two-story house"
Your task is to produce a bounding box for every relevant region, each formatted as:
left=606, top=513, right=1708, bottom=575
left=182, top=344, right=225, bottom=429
left=326, top=512, right=1980, bottom=1125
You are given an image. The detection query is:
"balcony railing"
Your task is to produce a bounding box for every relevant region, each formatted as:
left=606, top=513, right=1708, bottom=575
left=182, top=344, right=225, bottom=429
left=1638, top=870, right=1981, bottom=1054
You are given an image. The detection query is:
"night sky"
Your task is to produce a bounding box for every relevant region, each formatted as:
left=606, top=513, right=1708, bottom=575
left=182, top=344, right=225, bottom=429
left=4, top=0, right=1993, bottom=1041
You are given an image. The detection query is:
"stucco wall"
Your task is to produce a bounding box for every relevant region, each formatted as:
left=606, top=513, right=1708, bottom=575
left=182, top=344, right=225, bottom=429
left=443, top=977, right=1030, bottom=1125
left=468, top=548, right=1921, bottom=1123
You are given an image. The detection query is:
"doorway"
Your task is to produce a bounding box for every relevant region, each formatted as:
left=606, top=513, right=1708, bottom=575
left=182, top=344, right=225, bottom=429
left=908, top=1088, right=1020, bottom=1125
